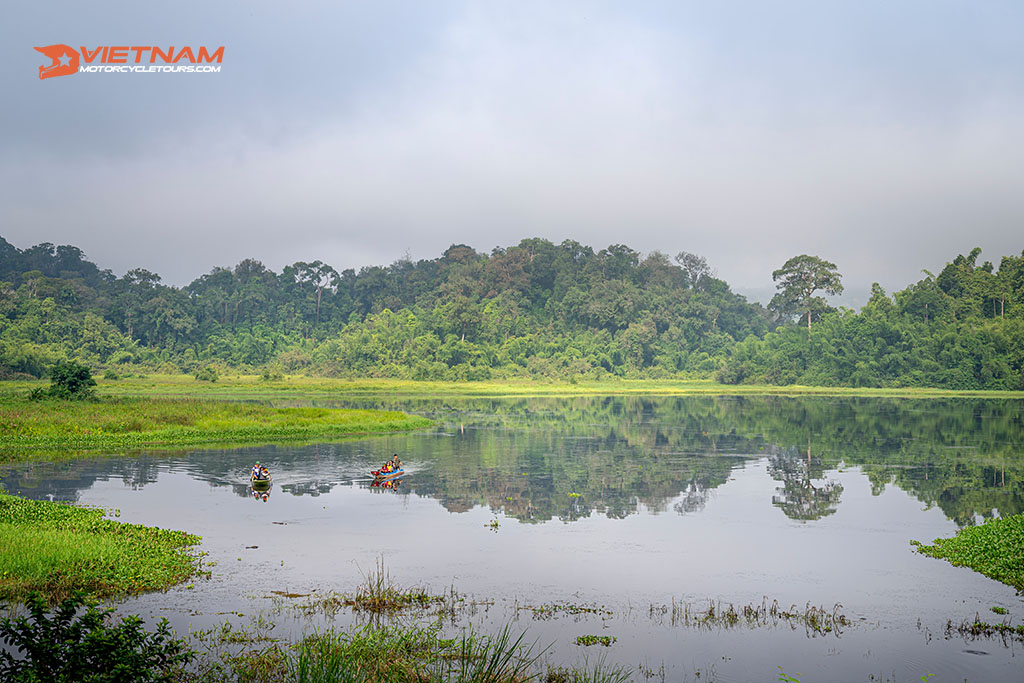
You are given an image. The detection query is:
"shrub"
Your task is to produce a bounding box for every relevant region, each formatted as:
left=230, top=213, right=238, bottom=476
left=0, top=593, right=193, bottom=683
left=29, top=361, right=96, bottom=400
left=194, top=366, right=219, bottom=382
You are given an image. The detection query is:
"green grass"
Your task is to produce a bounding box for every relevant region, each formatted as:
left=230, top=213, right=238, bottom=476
left=0, top=393, right=433, bottom=461
left=912, top=514, right=1024, bottom=592
left=0, top=493, right=202, bottom=602
left=7, top=373, right=1022, bottom=401
left=195, top=618, right=552, bottom=683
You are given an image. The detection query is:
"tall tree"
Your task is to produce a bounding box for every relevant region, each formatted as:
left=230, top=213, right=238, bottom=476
left=674, top=251, right=713, bottom=290
left=293, top=261, right=340, bottom=325
left=769, top=255, right=844, bottom=330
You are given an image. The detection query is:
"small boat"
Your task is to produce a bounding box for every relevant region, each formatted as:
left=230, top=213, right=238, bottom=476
left=251, top=474, right=272, bottom=487
left=372, top=468, right=404, bottom=480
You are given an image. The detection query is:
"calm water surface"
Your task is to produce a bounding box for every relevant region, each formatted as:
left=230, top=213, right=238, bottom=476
left=3, top=395, right=1022, bottom=682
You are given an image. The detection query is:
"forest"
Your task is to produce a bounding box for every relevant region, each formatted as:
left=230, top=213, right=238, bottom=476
left=1, top=236, right=1022, bottom=389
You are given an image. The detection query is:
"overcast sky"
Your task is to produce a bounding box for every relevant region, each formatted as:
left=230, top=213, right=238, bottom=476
left=3, top=1, right=1023, bottom=304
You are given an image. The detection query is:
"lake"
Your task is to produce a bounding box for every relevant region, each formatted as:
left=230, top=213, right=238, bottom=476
left=2, top=395, right=1022, bottom=682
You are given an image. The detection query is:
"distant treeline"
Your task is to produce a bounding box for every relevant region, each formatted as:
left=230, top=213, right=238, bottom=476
left=0, top=236, right=1022, bottom=389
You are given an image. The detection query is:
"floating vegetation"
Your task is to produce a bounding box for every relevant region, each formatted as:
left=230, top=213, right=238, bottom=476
left=520, top=602, right=614, bottom=620
left=648, top=597, right=849, bottom=636
left=486, top=518, right=501, bottom=531
left=0, top=493, right=202, bottom=602
left=912, top=513, right=1024, bottom=592
left=575, top=634, right=616, bottom=647
left=991, top=606, right=1009, bottom=615
left=945, top=615, right=1024, bottom=644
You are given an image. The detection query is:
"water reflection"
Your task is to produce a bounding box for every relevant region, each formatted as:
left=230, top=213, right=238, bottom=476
left=370, top=477, right=403, bottom=492
left=769, top=448, right=844, bottom=521
left=1, top=395, right=1021, bottom=527
left=249, top=482, right=273, bottom=502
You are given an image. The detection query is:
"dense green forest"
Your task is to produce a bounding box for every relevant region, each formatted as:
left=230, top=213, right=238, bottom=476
left=1, top=236, right=1022, bottom=389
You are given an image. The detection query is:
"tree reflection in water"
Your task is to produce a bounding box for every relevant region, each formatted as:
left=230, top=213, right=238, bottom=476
left=768, top=442, right=843, bottom=522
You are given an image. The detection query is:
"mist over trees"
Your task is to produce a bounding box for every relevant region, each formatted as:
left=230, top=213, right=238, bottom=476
left=0, top=235, right=1022, bottom=389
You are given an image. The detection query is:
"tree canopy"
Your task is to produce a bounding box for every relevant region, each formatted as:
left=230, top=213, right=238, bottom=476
left=1, top=236, right=1021, bottom=389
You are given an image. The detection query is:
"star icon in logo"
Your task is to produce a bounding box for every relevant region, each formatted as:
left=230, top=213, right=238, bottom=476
left=58, top=54, right=71, bottom=67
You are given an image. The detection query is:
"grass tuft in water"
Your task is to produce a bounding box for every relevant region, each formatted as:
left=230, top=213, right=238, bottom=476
left=945, top=614, right=1024, bottom=644
left=648, top=597, right=849, bottom=636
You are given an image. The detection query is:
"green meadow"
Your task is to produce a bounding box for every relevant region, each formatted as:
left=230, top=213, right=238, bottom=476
left=0, top=388, right=433, bottom=462
left=8, top=373, right=1023, bottom=402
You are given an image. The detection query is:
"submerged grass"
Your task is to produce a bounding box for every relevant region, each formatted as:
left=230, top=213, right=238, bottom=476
left=945, top=614, right=1024, bottom=644
left=0, top=493, right=202, bottom=602
left=912, top=513, right=1024, bottom=592
left=0, top=393, right=432, bottom=461
left=648, top=598, right=850, bottom=636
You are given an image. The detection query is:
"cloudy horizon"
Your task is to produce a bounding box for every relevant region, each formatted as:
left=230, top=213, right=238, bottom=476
left=4, top=1, right=1022, bottom=305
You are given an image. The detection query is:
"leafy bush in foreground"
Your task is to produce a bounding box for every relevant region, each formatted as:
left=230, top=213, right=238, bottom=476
left=0, top=593, right=192, bottom=683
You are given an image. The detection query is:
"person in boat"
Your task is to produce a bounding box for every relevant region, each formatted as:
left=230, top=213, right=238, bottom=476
left=377, top=455, right=402, bottom=475
left=251, top=462, right=261, bottom=479
left=260, top=465, right=269, bottom=480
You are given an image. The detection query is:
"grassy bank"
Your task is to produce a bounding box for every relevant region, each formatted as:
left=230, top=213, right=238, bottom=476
left=0, top=493, right=202, bottom=602
left=6, top=374, right=1023, bottom=401
left=0, top=394, right=433, bottom=460
left=913, top=514, right=1024, bottom=592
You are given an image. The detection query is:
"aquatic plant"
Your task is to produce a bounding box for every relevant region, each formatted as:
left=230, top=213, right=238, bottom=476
left=912, top=513, right=1024, bottom=592
left=545, top=654, right=631, bottom=682
left=574, top=635, right=616, bottom=647
left=945, top=615, right=1024, bottom=643
left=520, top=602, right=614, bottom=620
left=0, top=493, right=201, bottom=602
left=777, top=667, right=802, bottom=682
left=648, top=597, right=849, bottom=636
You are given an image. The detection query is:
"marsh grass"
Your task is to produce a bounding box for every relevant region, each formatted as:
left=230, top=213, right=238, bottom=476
left=0, top=493, right=202, bottom=602
left=0, top=394, right=432, bottom=460
left=346, top=558, right=437, bottom=613
left=191, top=618, right=549, bottom=683
left=544, top=655, right=632, bottom=683
left=648, top=598, right=849, bottom=636
left=945, top=614, right=1024, bottom=644
left=912, top=513, right=1024, bottom=592
left=8, top=374, right=1021, bottom=402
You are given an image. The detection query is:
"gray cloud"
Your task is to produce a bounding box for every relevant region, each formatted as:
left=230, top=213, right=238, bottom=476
left=2, top=1, right=1022, bottom=296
